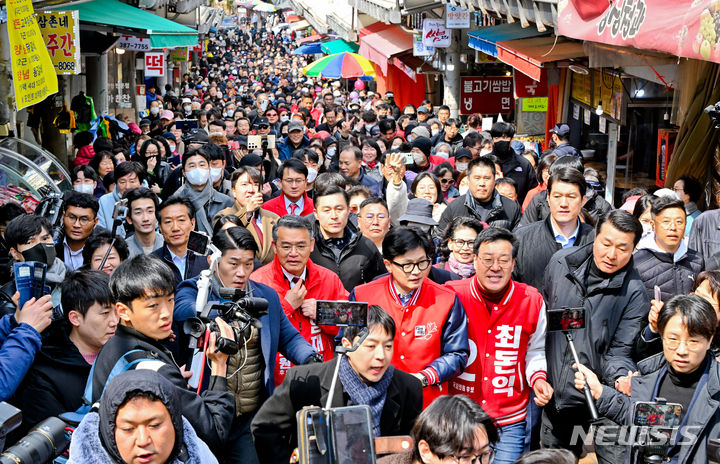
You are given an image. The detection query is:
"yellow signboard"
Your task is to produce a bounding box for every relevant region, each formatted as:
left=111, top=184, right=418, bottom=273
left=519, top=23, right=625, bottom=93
left=522, top=97, right=548, bottom=112
left=7, top=0, right=58, bottom=110
left=36, top=11, right=81, bottom=75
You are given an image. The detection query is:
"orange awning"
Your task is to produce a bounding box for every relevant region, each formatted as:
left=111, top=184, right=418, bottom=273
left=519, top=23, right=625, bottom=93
left=358, top=23, right=413, bottom=75
left=495, top=36, right=585, bottom=81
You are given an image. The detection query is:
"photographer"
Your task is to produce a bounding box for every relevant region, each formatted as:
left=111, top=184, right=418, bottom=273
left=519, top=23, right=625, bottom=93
left=252, top=305, right=423, bottom=464
left=97, top=161, right=145, bottom=237
left=173, top=226, right=317, bottom=463
left=575, top=294, right=720, bottom=464
left=90, top=254, right=235, bottom=451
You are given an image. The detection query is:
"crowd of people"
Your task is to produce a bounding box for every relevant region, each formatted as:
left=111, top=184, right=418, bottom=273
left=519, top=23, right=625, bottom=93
left=1, top=13, right=720, bottom=464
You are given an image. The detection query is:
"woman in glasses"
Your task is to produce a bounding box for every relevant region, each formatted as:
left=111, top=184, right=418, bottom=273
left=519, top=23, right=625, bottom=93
left=436, top=217, right=486, bottom=279
left=575, top=294, right=720, bottom=464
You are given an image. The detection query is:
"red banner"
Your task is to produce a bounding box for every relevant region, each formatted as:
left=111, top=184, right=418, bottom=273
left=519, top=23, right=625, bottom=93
left=514, top=69, right=548, bottom=98
left=460, top=76, right=515, bottom=115
left=558, top=0, right=720, bottom=64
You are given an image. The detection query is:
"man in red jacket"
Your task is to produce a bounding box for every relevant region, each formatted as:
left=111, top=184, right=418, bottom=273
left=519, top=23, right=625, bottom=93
left=261, top=158, right=314, bottom=217
left=250, top=215, right=347, bottom=385
left=445, top=227, right=553, bottom=464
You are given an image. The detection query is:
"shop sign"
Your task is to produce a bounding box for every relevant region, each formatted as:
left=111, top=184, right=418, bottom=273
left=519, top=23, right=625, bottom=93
left=109, top=81, right=132, bottom=108
left=558, top=0, right=720, bottom=64
left=119, top=34, right=152, bottom=51
left=422, top=19, right=451, bottom=48
left=515, top=69, right=548, bottom=98
left=7, top=0, right=58, bottom=110
left=36, top=11, right=80, bottom=75
left=446, top=4, right=470, bottom=29
left=413, top=34, right=434, bottom=56
left=460, top=76, right=514, bottom=114
left=170, top=47, right=189, bottom=62
left=521, top=97, right=548, bottom=112
left=144, top=52, right=165, bottom=77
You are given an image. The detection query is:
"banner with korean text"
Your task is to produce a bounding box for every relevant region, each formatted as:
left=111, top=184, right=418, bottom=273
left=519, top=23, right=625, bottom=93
left=460, top=76, right=514, bottom=114
left=36, top=11, right=80, bottom=75
left=7, top=0, right=58, bottom=110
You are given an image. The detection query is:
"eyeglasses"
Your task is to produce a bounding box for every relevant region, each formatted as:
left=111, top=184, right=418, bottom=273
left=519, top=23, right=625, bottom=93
left=450, top=449, right=494, bottom=464
left=662, top=337, right=706, bottom=351
left=451, top=239, right=474, bottom=249
left=65, top=213, right=93, bottom=226
left=391, top=258, right=432, bottom=274
left=361, top=213, right=388, bottom=222
left=277, top=244, right=309, bottom=253
left=477, top=255, right=513, bottom=269
left=440, top=178, right=454, bottom=184
left=282, top=178, right=306, bottom=185
left=658, top=219, right=685, bottom=229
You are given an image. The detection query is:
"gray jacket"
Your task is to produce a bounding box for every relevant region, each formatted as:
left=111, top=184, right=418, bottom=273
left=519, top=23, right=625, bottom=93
left=689, top=209, right=720, bottom=263
left=126, top=231, right=164, bottom=257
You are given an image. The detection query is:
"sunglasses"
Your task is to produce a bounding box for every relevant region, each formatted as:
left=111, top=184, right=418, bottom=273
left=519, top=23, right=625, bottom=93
left=440, top=178, right=454, bottom=184
left=258, top=125, right=270, bottom=129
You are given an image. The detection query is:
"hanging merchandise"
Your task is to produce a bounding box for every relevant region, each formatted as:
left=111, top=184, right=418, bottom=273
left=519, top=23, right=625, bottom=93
left=70, top=91, right=96, bottom=131
left=53, top=102, right=76, bottom=134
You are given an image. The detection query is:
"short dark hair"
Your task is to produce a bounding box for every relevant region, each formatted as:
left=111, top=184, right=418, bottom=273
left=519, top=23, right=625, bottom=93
left=0, top=202, right=25, bottom=226
left=512, top=449, right=575, bottom=464
left=596, top=210, right=643, bottom=246
left=633, top=195, right=655, bottom=221
left=411, top=395, right=498, bottom=462
left=411, top=173, right=443, bottom=205
left=550, top=155, right=583, bottom=175
left=651, top=195, right=685, bottom=218
left=343, top=304, right=396, bottom=342
left=89, top=151, right=115, bottom=175
left=124, top=187, right=159, bottom=212
left=314, top=185, right=349, bottom=206
left=439, top=217, right=486, bottom=261
left=82, top=230, right=130, bottom=266
left=678, top=175, right=702, bottom=203
left=157, top=197, right=195, bottom=221
left=110, top=254, right=175, bottom=306
left=536, top=153, right=557, bottom=184
left=378, top=118, right=396, bottom=134
left=473, top=227, right=518, bottom=257
left=494, top=177, right=517, bottom=191
left=279, top=158, right=308, bottom=179
left=462, top=132, right=482, bottom=149
left=60, top=269, right=113, bottom=320
left=5, top=214, right=51, bottom=251
left=64, top=190, right=99, bottom=217
left=490, top=122, right=515, bottom=139
left=231, top=166, right=262, bottom=186
left=359, top=197, right=388, bottom=213
left=272, top=215, right=313, bottom=242
left=347, top=185, right=372, bottom=202
left=658, top=294, right=717, bottom=341
left=213, top=226, right=258, bottom=255
left=182, top=147, right=210, bottom=170
left=340, top=145, right=362, bottom=161
left=444, top=118, right=459, bottom=128
left=438, top=105, right=450, bottom=113
left=93, top=137, right=114, bottom=154
left=382, top=226, right=433, bottom=261
left=467, top=156, right=496, bottom=177
left=695, top=270, right=720, bottom=301
left=547, top=167, right=587, bottom=197
left=71, top=165, right=98, bottom=183
left=212, top=214, right=242, bottom=236
left=115, top=161, right=146, bottom=184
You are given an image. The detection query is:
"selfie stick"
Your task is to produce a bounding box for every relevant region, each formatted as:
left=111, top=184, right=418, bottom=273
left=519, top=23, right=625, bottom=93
left=566, top=332, right=599, bottom=421
left=325, top=327, right=370, bottom=410
left=99, top=201, right=128, bottom=270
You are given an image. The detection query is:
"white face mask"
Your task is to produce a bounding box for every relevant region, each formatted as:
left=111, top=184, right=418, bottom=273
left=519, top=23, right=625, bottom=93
left=456, top=162, right=469, bottom=172
left=73, top=183, right=94, bottom=195
left=307, top=167, right=318, bottom=183
left=459, top=184, right=469, bottom=196
left=435, top=151, right=449, bottom=159
left=326, top=146, right=337, bottom=157
left=480, top=148, right=493, bottom=156
left=412, top=152, right=426, bottom=165
left=186, top=168, right=210, bottom=186
left=183, top=105, right=192, bottom=113
left=150, top=107, right=160, bottom=115
left=280, top=115, right=289, bottom=122
left=431, top=128, right=440, bottom=136
left=209, top=131, right=224, bottom=137
left=210, top=167, right=223, bottom=183
left=227, top=109, right=235, bottom=118
left=168, top=143, right=176, bottom=153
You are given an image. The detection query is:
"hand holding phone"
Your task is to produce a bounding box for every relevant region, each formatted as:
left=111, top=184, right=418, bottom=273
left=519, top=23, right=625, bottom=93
left=13, top=293, right=53, bottom=333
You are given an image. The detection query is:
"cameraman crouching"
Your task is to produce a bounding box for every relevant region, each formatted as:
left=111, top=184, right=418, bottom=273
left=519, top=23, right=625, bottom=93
left=90, top=254, right=235, bottom=453
left=575, top=294, right=720, bottom=464
left=174, top=226, right=318, bottom=464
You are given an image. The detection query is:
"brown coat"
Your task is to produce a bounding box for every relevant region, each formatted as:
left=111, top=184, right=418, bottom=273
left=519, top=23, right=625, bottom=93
left=213, top=203, right=279, bottom=264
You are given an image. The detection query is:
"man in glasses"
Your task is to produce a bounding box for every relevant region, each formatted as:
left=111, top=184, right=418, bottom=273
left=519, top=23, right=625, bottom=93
left=445, top=227, right=552, bottom=464
left=59, top=191, right=99, bottom=271
left=350, top=226, right=469, bottom=408
left=262, top=159, right=314, bottom=217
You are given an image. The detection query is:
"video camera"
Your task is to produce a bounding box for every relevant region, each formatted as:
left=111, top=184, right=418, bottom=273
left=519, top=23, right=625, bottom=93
left=0, top=402, right=69, bottom=464
left=630, top=400, right=683, bottom=464
left=34, top=191, right=64, bottom=245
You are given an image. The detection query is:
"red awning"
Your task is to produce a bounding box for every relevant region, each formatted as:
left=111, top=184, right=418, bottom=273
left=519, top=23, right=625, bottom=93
left=495, top=36, right=585, bottom=81
left=391, top=53, right=434, bottom=82
left=358, top=23, right=413, bottom=75
left=297, top=34, right=326, bottom=44
left=286, top=15, right=302, bottom=23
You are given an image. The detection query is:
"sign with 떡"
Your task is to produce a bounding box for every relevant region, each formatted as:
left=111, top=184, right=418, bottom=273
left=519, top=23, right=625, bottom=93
left=7, top=0, right=58, bottom=110
left=144, top=52, right=165, bottom=77
left=413, top=34, right=434, bottom=57
left=119, top=34, right=152, bottom=52
left=445, top=4, right=470, bottom=29
left=422, top=19, right=451, bottom=48
left=36, top=11, right=80, bottom=75
left=460, top=76, right=515, bottom=115
left=521, top=97, right=548, bottom=112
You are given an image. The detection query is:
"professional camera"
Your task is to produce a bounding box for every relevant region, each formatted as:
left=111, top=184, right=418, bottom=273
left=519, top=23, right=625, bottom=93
left=709, top=438, right=720, bottom=464
left=34, top=190, right=64, bottom=244
left=0, top=402, right=69, bottom=464
left=183, top=287, right=269, bottom=356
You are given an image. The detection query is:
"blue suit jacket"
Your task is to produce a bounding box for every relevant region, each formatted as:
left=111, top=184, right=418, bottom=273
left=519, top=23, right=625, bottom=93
left=174, top=276, right=316, bottom=395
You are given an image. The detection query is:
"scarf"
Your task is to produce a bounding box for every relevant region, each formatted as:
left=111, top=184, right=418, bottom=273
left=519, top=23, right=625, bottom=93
left=46, top=257, right=67, bottom=284
left=447, top=254, right=476, bottom=279
left=338, top=356, right=394, bottom=437
left=182, top=180, right=214, bottom=235
left=365, top=159, right=377, bottom=170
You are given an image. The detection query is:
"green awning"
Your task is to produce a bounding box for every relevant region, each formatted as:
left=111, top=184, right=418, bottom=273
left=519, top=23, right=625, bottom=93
left=50, top=0, right=198, bottom=48
left=321, top=39, right=359, bottom=55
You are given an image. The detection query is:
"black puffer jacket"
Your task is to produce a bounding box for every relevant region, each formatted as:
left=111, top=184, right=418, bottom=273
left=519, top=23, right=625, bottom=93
left=309, top=222, right=386, bottom=292
left=633, top=237, right=704, bottom=302
left=542, top=244, right=650, bottom=411
left=519, top=189, right=612, bottom=227
left=437, top=190, right=520, bottom=237
left=513, top=216, right=595, bottom=292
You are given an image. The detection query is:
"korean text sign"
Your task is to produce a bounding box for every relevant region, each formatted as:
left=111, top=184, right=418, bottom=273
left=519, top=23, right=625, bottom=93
left=423, top=19, right=451, bottom=48
left=145, top=52, right=165, bottom=77
left=36, top=11, right=80, bottom=75
left=460, top=77, right=515, bottom=114
left=7, top=0, right=58, bottom=110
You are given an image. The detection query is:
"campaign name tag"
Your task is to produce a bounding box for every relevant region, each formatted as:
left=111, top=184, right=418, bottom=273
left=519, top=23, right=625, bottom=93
left=415, top=325, right=426, bottom=337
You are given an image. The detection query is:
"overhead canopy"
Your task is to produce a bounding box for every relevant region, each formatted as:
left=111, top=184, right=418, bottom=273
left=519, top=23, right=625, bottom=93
left=288, top=19, right=310, bottom=31
left=321, top=39, right=359, bottom=54
left=358, top=23, right=412, bottom=75
left=391, top=53, right=433, bottom=82
left=51, top=0, right=197, bottom=48
left=496, top=36, right=585, bottom=81
left=297, top=34, right=325, bottom=44
left=468, top=23, right=547, bottom=58
left=292, top=42, right=323, bottom=55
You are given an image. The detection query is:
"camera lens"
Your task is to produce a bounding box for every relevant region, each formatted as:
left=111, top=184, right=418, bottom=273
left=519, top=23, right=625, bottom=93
left=0, top=417, right=68, bottom=464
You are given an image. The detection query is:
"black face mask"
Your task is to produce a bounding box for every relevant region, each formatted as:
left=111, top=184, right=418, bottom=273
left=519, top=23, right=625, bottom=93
left=21, top=242, right=56, bottom=266
left=493, top=140, right=512, bottom=156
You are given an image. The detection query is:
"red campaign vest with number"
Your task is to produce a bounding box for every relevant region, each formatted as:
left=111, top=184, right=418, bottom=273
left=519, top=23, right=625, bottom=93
left=353, top=275, right=457, bottom=407
left=445, top=278, right=544, bottom=426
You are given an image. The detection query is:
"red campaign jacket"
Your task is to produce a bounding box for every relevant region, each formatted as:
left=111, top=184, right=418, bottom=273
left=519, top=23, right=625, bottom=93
left=351, top=275, right=469, bottom=407
left=261, top=192, right=315, bottom=217
left=444, top=278, right=547, bottom=426
left=250, top=257, right=347, bottom=385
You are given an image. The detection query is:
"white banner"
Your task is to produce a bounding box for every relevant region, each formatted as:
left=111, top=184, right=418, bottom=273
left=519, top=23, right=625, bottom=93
left=144, top=52, right=165, bottom=77
left=413, top=34, right=434, bottom=56
left=422, top=19, right=451, bottom=48
left=119, top=34, right=151, bottom=51
left=446, top=4, right=470, bottom=29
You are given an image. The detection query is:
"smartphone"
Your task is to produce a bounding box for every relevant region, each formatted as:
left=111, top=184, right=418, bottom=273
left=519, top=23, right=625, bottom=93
left=403, top=153, right=414, bottom=165
left=633, top=401, right=683, bottom=427
left=546, top=307, right=586, bottom=332
left=32, top=262, right=47, bottom=301
left=654, top=285, right=662, bottom=302
left=187, top=230, right=210, bottom=255
left=316, top=301, right=368, bottom=327
left=176, top=119, right=199, bottom=132
left=247, top=134, right=276, bottom=149
left=112, top=198, right=128, bottom=220
left=14, top=262, right=35, bottom=309
left=330, top=406, right=375, bottom=464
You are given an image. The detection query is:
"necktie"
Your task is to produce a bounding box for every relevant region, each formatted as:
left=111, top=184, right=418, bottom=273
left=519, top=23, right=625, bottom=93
left=290, top=276, right=300, bottom=288
left=252, top=216, right=263, bottom=245
left=289, top=203, right=298, bottom=215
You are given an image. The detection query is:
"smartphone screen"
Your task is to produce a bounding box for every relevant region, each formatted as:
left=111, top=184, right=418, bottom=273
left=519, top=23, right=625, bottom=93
left=187, top=231, right=210, bottom=255
left=654, top=285, right=662, bottom=302
left=546, top=308, right=586, bottom=332
left=316, top=301, right=368, bottom=326
left=633, top=402, right=683, bottom=427
left=331, top=406, right=375, bottom=464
